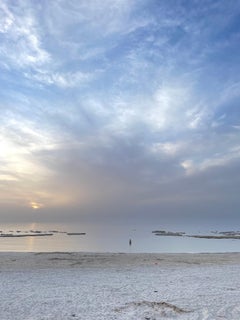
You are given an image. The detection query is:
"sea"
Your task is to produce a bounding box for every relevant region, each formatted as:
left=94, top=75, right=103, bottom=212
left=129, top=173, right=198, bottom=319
left=0, top=222, right=240, bottom=253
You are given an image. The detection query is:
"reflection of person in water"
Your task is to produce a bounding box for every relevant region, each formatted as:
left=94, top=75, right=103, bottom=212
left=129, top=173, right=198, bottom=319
left=129, top=239, right=132, bottom=246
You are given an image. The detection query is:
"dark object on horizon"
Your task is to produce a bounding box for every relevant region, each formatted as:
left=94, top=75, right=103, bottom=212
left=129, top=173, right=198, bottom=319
left=66, top=232, right=86, bottom=236
left=0, top=233, right=53, bottom=237
left=129, top=239, right=132, bottom=246
left=187, top=234, right=240, bottom=240
left=152, top=230, right=185, bottom=237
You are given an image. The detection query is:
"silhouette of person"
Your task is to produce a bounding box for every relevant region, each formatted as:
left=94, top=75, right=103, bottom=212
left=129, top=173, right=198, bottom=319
left=129, top=239, right=132, bottom=246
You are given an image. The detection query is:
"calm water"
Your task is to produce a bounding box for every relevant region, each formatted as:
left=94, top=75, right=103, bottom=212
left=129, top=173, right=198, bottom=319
left=0, top=223, right=240, bottom=253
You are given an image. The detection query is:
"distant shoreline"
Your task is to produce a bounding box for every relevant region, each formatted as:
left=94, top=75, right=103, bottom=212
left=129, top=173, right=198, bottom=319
left=152, top=230, right=240, bottom=240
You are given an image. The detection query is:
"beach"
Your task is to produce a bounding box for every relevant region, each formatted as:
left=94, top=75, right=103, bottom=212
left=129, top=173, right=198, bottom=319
left=1, top=252, right=240, bottom=319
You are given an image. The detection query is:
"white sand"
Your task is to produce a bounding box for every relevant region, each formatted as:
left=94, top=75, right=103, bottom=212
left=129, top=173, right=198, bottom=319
left=1, top=252, right=240, bottom=319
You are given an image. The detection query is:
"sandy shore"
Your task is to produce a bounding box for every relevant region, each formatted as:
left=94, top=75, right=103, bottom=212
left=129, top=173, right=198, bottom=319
left=1, top=252, right=240, bottom=319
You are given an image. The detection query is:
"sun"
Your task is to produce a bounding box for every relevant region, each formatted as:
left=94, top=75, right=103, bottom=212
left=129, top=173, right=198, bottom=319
left=30, top=201, right=42, bottom=210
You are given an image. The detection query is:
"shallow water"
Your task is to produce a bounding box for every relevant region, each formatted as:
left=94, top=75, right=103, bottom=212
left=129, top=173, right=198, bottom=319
left=0, top=223, right=240, bottom=253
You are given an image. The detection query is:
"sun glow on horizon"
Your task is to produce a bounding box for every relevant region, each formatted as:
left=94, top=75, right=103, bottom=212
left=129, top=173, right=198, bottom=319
left=30, top=201, right=42, bottom=210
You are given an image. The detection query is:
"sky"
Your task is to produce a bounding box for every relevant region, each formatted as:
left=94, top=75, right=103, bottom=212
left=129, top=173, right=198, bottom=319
left=0, top=0, right=240, bottom=229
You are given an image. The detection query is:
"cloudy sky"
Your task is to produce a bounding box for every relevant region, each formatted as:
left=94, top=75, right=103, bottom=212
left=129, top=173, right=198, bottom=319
left=0, top=0, right=240, bottom=228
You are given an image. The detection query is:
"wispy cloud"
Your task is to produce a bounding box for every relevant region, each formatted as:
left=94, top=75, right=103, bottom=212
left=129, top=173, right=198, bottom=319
left=1, top=0, right=240, bottom=224
left=24, top=70, right=94, bottom=88
left=0, top=1, right=50, bottom=68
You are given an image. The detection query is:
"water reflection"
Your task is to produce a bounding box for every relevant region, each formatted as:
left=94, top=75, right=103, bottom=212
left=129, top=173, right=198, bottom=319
left=0, top=223, right=240, bottom=253
left=27, top=223, right=37, bottom=252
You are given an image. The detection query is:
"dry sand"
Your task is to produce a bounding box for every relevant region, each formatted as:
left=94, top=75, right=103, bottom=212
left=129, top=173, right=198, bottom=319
left=1, top=252, right=240, bottom=319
